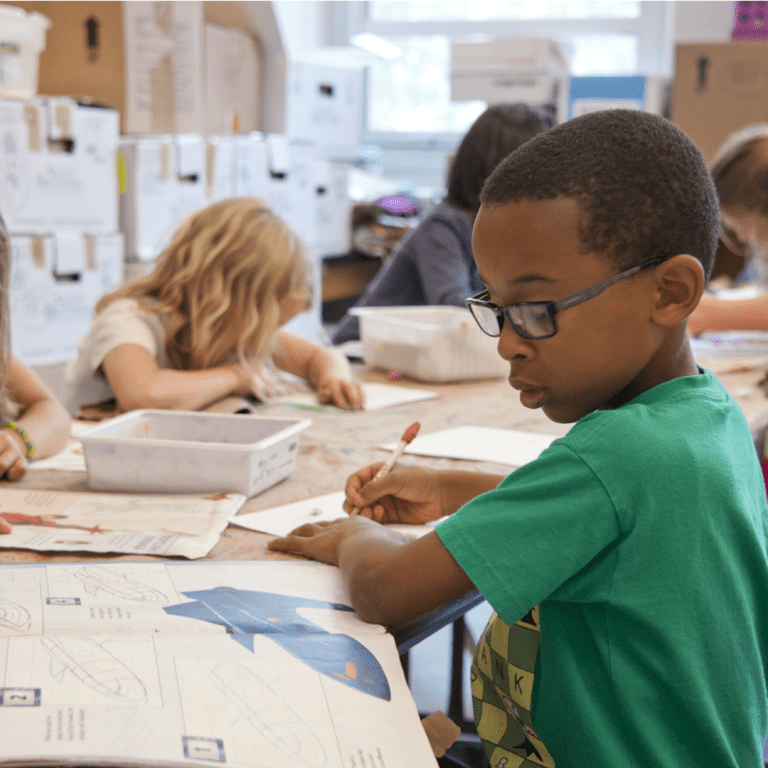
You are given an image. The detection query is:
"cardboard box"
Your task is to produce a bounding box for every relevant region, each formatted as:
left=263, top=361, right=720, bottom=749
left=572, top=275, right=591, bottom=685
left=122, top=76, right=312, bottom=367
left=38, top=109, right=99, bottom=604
left=10, top=231, right=124, bottom=365
left=119, top=134, right=207, bottom=261
left=313, top=159, right=351, bottom=255
left=205, top=135, right=236, bottom=202
left=233, top=133, right=270, bottom=198
left=205, top=23, right=260, bottom=134
left=671, top=41, right=768, bottom=162
left=4, top=1, right=205, bottom=134
left=285, top=62, right=363, bottom=159
left=265, top=135, right=317, bottom=246
left=0, top=97, right=119, bottom=233
left=568, top=76, right=669, bottom=119
left=450, top=38, right=568, bottom=106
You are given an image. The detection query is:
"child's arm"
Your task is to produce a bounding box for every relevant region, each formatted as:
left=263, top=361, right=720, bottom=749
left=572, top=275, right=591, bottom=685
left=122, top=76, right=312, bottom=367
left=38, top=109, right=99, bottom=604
left=688, top=293, right=768, bottom=335
left=272, top=330, right=364, bottom=410
left=0, top=356, right=71, bottom=480
left=101, top=344, right=254, bottom=412
left=269, top=520, right=476, bottom=625
left=269, top=464, right=500, bottom=623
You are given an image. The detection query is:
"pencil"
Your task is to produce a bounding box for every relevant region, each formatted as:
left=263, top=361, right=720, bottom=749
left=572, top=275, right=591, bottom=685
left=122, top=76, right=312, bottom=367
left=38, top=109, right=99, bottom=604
left=349, top=421, right=421, bottom=516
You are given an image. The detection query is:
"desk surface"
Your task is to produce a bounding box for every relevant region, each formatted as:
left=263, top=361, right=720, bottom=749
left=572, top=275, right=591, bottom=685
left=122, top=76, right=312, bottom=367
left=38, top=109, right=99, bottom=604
left=2, top=367, right=768, bottom=566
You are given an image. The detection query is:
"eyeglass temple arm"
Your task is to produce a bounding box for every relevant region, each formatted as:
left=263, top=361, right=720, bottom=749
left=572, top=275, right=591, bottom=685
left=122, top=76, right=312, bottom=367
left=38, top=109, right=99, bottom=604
left=552, top=259, right=665, bottom=313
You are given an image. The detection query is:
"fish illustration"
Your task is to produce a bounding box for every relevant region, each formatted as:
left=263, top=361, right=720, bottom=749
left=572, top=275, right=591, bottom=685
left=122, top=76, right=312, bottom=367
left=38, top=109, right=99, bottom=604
left=71, top=566, right=167, bottom=603
left=165, top=588, right=390, bottom=700
left=211, top=662, right=326, bottom=767
left=0, top=595, right=31, bottom=633
left=41, top=636, right=147, bottom=702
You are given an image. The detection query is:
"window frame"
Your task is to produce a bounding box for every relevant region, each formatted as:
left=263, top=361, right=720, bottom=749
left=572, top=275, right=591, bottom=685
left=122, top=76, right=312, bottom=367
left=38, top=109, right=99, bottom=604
left=338, top=0, right=674, bottom=149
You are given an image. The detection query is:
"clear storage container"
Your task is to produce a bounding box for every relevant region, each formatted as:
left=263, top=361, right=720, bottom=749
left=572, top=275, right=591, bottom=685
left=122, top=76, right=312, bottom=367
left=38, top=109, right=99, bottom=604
left=350, top=306, right=509, bottom=383
left=78, top=410, right=312, bottom=497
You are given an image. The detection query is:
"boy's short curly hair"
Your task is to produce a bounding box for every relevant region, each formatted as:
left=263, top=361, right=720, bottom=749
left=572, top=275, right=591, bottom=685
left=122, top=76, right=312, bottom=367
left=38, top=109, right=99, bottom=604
left=480, top=109, right=720, bottom=280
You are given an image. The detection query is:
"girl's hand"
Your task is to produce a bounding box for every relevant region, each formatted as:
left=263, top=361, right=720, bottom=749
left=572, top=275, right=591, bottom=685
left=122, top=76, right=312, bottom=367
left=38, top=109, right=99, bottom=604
left=229, top=363, right=258, bottom=397
left=345, top=464, right=447, bottom=524
left=316, top=377, right=365, bottom=410
left=0, top=429, right=29, bottom=481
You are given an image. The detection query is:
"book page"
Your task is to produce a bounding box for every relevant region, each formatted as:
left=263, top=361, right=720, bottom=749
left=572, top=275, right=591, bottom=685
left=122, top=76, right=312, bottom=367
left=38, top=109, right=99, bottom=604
left=0, top=488, right=244, bottom=559
left=0, top=561, right=437, bottom=768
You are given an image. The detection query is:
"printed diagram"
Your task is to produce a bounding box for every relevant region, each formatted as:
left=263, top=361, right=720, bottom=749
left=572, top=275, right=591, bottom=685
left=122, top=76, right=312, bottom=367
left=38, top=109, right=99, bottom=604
left=42, top=636, right=148, bottom=703
left=0, top=595, right=31, bottom=633
left=0, top=583, right=42, bottom=636
left=165, top=588, right=391, bottom=700
left=211, top=662, right=326, bottom=767
left=56, top=565, right=170, bottom=604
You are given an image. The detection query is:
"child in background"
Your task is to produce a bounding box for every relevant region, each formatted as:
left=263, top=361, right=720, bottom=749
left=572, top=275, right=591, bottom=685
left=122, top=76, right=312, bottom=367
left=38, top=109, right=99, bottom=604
left=63, top=197, right=364, bottom=418
left=689, top=123, right=768, bottom=334
left=331, top=103, right=553, bottom=344
left=270, top=110, right=768, bottom=767
left=0, top=216, right=70, bottom=534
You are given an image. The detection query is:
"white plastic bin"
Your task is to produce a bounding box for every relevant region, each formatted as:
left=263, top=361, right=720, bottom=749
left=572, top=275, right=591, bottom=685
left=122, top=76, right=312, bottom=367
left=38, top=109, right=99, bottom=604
left=0, top=5, right=50, bottom=99
left=78, top=410, right=312, bottom=497
left=350, top=306, right=509, bottom=383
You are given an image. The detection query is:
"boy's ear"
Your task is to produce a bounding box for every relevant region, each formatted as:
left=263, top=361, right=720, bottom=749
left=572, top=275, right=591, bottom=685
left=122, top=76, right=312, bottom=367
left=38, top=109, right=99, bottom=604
left=650, top=254, right=705, bottom=327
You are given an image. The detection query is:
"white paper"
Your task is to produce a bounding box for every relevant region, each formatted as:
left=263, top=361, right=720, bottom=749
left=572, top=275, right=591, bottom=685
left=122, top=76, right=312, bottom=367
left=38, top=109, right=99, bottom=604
left=0, top=488, right=244, bottom=559
left=0, top=560, right=438, bottom=768
left=230, top=490, right=442, bottom=539
left=381, top=425, right=558, bottom=466
left=270, top=381, right=438, bottom=411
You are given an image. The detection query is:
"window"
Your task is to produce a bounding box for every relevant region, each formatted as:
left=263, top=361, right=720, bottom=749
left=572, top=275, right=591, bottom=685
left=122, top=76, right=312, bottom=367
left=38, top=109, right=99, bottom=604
left=344, top=1, right=673, bottom=140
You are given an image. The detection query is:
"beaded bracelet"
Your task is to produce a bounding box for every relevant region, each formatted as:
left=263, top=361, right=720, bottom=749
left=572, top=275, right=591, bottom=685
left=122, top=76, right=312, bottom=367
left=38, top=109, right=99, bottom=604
left=2, top=421, right=35, bottom=458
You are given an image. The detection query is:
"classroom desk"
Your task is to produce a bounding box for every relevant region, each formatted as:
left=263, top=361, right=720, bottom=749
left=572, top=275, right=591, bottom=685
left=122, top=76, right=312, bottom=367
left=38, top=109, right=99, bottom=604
left=3, top=366, right=768, bottom=567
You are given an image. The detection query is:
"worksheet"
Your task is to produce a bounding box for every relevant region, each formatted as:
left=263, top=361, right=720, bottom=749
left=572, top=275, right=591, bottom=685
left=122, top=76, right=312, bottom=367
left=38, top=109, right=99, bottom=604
left=270, top=382, right=439, bottom=411
left=229, top=490, right=443, bottom=538
left=0, top=560, right=437, bottom=768
left=381, top=425, right=559, bottom=466
left=0, top=488, right=244, bottom=559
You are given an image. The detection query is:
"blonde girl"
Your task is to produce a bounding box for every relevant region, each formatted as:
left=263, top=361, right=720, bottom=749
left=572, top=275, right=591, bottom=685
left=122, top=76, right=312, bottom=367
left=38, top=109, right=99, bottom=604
left=0, top=215, right=71, bottom=535
left=689, top=124, right=768, bottom=334
left=63, top=197, right=364, bottom=417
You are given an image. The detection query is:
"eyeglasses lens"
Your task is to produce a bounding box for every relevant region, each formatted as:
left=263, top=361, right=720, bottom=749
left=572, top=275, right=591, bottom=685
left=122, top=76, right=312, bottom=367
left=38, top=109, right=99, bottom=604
left=470, top=304, right=503, bottom=336
left=510, top=305, right=555, bottom=339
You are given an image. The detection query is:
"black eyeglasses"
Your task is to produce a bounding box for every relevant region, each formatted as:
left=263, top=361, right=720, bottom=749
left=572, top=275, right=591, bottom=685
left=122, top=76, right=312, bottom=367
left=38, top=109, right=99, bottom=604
left=464, top=257, right=668, bottom=340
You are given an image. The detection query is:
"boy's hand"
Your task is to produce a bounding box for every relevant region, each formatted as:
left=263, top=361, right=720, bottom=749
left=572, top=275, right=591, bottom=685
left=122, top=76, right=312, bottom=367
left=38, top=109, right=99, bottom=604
left=268, top=517, right=377, bottom=565
left=316, top=377, right=365, bottom=410
left=345, top=464, right=447, bottom=524
left=0, top=429, right=29, bottom=481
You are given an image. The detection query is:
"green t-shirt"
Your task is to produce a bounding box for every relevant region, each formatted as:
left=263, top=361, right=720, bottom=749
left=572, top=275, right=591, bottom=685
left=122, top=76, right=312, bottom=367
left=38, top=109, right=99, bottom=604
left=437, top=370, right=768, bottom=767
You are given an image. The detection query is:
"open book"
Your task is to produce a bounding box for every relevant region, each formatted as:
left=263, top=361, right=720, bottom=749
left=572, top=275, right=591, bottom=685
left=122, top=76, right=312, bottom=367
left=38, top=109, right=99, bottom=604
left=0, top=560, right=437, bottom=767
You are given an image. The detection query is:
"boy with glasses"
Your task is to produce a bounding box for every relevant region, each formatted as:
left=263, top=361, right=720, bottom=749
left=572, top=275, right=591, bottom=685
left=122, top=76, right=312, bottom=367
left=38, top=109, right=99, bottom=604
left=270, top=110, right=768, bottom=767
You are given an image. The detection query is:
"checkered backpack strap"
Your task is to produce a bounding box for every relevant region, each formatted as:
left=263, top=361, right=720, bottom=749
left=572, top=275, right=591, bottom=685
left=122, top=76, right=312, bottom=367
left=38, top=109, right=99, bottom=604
left=471, top=606, right=556, bottom=768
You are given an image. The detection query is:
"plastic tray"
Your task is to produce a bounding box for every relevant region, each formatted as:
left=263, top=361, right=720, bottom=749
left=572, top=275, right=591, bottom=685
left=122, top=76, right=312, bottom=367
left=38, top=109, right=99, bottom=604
left=77, top=410, right=312, bottom=497
left=350, top=306, right=509, bottom=383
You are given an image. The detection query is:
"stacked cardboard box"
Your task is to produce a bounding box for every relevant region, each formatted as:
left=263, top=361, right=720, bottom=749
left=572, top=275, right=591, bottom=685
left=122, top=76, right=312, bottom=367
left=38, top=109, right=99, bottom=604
left=0, top=96, right=123, bottom=366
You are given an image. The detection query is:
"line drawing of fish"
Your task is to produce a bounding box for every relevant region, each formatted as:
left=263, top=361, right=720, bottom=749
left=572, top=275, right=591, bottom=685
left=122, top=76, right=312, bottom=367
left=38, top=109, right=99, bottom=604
left=70, top=566, right=168, bottom=603
left=165, top=587, right=390, bottom=700
left=0, top=595, right=31, bottom=633
left=41, top=636, right=147, bottom=702
left=210, top=662, right=327, bottom=767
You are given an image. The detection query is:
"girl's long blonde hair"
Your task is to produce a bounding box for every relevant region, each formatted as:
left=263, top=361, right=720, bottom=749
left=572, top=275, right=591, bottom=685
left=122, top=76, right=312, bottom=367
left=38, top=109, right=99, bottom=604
left=98, top=198, right=311, bottom=394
